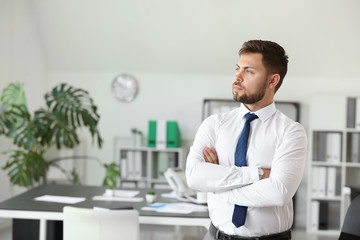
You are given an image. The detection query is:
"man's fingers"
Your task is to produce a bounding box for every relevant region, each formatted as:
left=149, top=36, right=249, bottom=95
left=203, top=147, right=215, bottom=163
left=203, top=148, right=211, bottom=162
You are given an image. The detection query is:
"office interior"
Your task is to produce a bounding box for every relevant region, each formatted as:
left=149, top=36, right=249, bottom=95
left=0, top=0, right=359, bottom=239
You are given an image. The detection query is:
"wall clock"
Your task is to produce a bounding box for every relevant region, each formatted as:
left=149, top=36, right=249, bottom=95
left=111, top=74, right=139, bottom=102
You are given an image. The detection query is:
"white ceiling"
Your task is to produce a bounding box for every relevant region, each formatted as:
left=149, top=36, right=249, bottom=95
left=32, top=0, right=360, bottom=79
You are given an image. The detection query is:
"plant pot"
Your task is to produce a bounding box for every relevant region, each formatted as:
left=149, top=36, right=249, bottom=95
left=145, top=193, right=156, bottom=203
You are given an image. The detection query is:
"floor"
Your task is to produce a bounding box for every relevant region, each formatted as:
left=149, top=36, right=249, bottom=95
left=0, top=221, right=340, bottom=240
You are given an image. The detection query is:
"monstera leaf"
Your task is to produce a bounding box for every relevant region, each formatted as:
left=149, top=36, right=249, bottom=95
left=0, top=82, right=116, bottom=188
left=0, top=82, right=27, bottom=107
left=2, top=150, right=48, bottom=187
left=102, top=162, right=121, bottom=189
left=43, top=83, right=103, bottom=149
left=0, top=83, right=35, bottom=149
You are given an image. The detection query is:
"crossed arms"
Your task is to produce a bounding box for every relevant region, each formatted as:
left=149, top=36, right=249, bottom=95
left=185, top=115, right=307, bottom=208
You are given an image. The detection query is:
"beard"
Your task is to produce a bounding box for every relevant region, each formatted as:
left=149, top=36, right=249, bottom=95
left=232, top=80, right=267, bottom=104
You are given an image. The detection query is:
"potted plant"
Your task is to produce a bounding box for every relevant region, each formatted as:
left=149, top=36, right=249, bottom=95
left=145, top=191, right=157, bottom=203
left=0, top=82, right=120, bottom=188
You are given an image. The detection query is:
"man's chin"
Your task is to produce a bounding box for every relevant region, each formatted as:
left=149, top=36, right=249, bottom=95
left=233, top=93, right=242, bottom=102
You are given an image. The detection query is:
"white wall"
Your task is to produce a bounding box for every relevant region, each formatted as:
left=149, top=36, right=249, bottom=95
left=2, top=0, right=360, bottom=230
left=0, top=0, right=48, bottom=230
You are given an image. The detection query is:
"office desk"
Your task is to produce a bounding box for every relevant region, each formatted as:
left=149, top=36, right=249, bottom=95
left=0, top=184, right=210, bottom=240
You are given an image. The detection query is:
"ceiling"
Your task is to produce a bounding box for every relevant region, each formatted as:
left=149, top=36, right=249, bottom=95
left=31, top=0, right=360, bottom=78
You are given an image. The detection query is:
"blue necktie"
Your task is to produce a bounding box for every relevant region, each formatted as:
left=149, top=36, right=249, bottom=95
left=232, top=113, right=258, bottom=227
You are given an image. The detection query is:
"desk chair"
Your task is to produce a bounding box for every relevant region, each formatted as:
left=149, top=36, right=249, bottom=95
left=339, top=195, right=360, bottom=240
left=63, top=206, right=139, bottom=240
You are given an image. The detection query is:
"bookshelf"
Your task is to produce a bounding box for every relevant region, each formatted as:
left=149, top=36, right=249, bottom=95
left=116, top=146, right=184, bottom=189
left=307, top=96, right=360, bottom=234
left=202, top=98, right=300, bottom=122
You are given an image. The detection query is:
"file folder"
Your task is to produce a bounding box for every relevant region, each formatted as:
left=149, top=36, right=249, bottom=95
left=167, top=121, right=181, bottom=148
left=148, top=121, right=157, bottom=147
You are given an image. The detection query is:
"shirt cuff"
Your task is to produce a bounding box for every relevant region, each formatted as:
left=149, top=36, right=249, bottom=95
left=216, top=167, right=259, bottom=204
left=247, top=166, right=260, bottom=182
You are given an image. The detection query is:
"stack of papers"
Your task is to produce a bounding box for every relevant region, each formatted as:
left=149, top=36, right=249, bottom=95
left=92, top=189, right=143, bottom=202
left=34, top=195, right=86, bottom=204
left=141, top=202, right=208, bottom=214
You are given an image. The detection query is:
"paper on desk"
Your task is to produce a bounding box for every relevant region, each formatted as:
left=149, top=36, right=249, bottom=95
left=102, top=189, right=140, bottom=198
left=92, top=189, right=143, bottom=202
left=141, top=202, right=208, bottom=214
left=92, top=196, right=143, bottom=202
left=34, top=195, right=85, bottom=204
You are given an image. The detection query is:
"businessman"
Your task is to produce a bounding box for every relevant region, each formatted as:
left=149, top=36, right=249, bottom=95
left=186, top=40, right=307, bottom=240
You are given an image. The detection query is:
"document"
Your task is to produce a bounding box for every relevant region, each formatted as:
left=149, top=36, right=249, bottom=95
left=34, top=195, right=85, bottom=204
left=92, top=189, right=143, bottom=202
left=141, top=202, right=208, bottom=214
left=102, top=189, right=140, bottom=198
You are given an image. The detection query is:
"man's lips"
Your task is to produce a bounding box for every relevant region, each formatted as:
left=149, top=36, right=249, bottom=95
left=233, top=85, right=243, bottom=91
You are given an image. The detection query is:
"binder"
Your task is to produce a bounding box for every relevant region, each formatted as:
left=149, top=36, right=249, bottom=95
left=326, top=167, right=336, bottom=197
left=134, top=151, right=142, bottom=178
left=120, top=158, right=127, bottom=178
left=156, top=120, right=167, bottom=149
left=126, top=151, right=135, bottom=178
left=148, top=121, right=157, bottom=147
left=310, top=201, right=320, bottom=231
left=314, top=167, right=326, bottom=197
left=316, top=132, right=327, bottom=161
left=168, top=152, right=178, bottom=168
left=319, top=201, right=329, bottom=230
left=312, top=167, right=319, bottom=196
left=167, top=121, right=181, bottom=148
left=347, top=97, right=356, bottom=128
left=351, top=133, right=360, bottom=162
left=356, top=97, right=360, bottom=129
left=326, top=133, right=341, bottom=163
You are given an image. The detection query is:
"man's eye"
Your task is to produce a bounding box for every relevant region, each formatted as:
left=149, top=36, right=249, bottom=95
left=247, top=70, right=253, bottom=74
left=235, top=68, right=240, bottom=71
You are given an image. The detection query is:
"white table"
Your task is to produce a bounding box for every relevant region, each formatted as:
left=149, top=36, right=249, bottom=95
left=0, top=184, right=210, bottom=240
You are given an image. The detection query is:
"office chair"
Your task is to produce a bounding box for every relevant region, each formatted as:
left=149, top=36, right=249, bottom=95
left=63, top=206, right=139, bottom=240
left=339, top=195, right=360, bottom=240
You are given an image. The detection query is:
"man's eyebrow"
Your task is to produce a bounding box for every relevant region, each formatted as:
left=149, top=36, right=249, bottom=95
left=236, top=64, right=257, bottom=70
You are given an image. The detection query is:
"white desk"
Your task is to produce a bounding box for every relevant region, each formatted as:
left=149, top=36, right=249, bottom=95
left=0, top=184, right=210, bottom=240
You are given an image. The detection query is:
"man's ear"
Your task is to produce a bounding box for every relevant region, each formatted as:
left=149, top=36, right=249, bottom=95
left=268, top=74, right=280, bottom=90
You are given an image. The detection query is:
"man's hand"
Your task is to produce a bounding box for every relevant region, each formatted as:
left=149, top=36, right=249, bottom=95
left=261, top=169, right=271, bottom=179
left=203, top=147, right=219, bottom=164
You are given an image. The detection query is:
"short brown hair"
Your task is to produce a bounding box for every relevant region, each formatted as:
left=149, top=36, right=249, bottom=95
left=239, top=40, right=288, bottom=92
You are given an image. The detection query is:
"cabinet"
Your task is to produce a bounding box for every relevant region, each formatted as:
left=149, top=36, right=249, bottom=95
left=202, top=98, right=300, bottom=122
left=307, top=97, right=360, bottom=234
left=116, top=146, right=184, bottom=189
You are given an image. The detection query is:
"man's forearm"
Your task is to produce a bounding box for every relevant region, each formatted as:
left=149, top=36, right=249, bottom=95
left=186, top=148, right=259, bottom=192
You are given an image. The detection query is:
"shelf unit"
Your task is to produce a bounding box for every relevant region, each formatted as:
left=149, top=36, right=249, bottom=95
left=202, top=98, right=300, bottom=122
left=116, top=146, right=184, bottom=189
left=307, top=96, right=360, bottom=234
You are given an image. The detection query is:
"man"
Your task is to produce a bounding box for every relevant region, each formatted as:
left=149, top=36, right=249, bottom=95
left=186, top=40, right=307, bottom=240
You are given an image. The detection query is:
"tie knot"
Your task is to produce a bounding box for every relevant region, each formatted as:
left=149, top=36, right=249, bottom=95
left=245, top=113, right=258, bottom=122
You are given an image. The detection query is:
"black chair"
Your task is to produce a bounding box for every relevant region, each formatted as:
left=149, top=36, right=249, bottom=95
left=339, top=187, right=360, bottom=240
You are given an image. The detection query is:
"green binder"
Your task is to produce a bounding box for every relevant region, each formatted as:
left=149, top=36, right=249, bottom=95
left=166, top=121, right=181, bottom=148
left=148, top=121, right=157, bottom=147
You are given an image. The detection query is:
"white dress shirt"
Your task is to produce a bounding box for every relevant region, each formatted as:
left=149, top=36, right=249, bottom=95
left=186, top=102, right=307, bottom=237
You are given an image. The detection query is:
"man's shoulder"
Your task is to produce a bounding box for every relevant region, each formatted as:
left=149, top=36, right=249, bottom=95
left=205, top=108, right=239, bottom=121
left=274, top=109, right=306, bottom=133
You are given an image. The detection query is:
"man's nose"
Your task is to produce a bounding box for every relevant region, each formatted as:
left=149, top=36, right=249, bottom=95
left=235, top=70, right=244, bottom=82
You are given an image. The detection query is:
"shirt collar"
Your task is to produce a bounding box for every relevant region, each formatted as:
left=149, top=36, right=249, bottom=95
left=239, top=102, right=276, bottom=122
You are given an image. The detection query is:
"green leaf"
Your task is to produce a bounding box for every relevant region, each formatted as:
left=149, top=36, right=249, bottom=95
left=70, top=169, right=81, bottom=185
left=0, top=82, right=27, bottom=108
left=2, top=150, right=48, bottom=187
left=43, top=83, right=103, bottom=149
left=102, top=162, right=121, bottom=189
